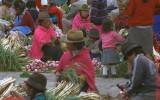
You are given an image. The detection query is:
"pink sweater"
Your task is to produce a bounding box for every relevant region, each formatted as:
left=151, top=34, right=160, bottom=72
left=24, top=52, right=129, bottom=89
left=101, top=31, right=125, bottom=49
left=30, top=26, right=56, bottom=59
left=72, top=13, right=91, bottom=32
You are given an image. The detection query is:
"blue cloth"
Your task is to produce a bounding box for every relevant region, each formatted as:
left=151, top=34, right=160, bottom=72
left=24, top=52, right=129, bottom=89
left=153, top=15, right=160, bottom=41
left=34, top=93, right=46, bottom=100
left=153, top=15, right=160, bottom=33
left=13, top=16, right=22, bottom=26
left=50, top=15, right=57, bottom=24
left=11, top=15, right=31, bottom=36
left=11, top=26, right=31, bottom=36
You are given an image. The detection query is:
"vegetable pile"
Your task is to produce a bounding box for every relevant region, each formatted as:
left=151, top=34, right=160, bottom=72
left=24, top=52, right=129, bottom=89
left=0, top=44, right=30, bottom=71
left=25, top=59, right=59, bottom=72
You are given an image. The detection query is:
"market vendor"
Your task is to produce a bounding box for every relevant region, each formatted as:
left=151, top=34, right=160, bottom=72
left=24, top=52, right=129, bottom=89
left=120, top=42, right=160, bottom=100
left=0, top=0, right=15, bottom=20
left=3, top=73, right=47, bottom=100
left=30, top=11, right=57, bottom=60
left=10, top=0, right=35, bottom=36
left=72, top=4, right=91, bottom=33
left=55, top=30, right=97, bottom=92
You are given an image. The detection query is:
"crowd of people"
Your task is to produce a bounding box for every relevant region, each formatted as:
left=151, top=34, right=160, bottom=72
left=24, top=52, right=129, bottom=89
left=0, top=0, right=160, bottom=99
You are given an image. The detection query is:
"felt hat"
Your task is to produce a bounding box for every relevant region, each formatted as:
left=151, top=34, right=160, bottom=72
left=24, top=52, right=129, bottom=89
left=25, top=73, right=47, bottom=91
left=38, top=11, right=50, bottom=20
left=79, top=4, right=90, bottom=11
left=66, top=30, right=85, bottom=43
left=121, top=42, right=142, bottom=60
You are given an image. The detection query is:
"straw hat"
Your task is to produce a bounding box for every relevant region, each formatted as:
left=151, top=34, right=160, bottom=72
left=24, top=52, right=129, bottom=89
left=66, top=30, right=85, bottom=43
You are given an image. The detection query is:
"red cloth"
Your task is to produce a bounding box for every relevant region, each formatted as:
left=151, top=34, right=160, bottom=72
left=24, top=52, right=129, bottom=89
left=114, top=14, right=129, bottom=31
left=21, top=11, right=35, bottom=31
left=35, top=0, right=42, bottom=9
left=123, top=0, right=159, bottom=26
left=56, top=48, right=96, bottom=91
left=48, top=5, right=63, bottom=29
left=2, top=96, right=25, bottom=100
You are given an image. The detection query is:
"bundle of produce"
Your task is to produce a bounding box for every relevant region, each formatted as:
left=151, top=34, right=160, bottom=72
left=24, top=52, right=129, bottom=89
left=79, top=92, right=101, bottom=100
left=11, top=83, right=27, bottom=97
left=1, top=32, right=23, bottom=51
left=25, top=59, right=59, bottom=72
left=0, top=44, right=30, bottom=71
left=0, top=77, right=16, bottom=99
left=46, top=81, right=80, bottom=100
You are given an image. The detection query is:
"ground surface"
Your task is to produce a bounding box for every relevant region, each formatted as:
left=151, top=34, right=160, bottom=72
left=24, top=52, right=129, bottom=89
left=0, top=72, right=128, bottom=99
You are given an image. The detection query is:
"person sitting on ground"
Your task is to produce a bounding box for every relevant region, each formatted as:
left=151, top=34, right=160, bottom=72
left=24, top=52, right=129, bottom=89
left=55, top=30, right=97, bottom=92
left=62, top=0, right=86, bottom=33
left=10, top=0, right=35, bottom=36
left=48, top=0, right=63, bottom=29
left=72, top=4, right=92, bottom=33
left=120, top=42, right=160, bottom=100
left=4, top=73, right=47, bottom=100
left=30, top=11, right=57, bottom=60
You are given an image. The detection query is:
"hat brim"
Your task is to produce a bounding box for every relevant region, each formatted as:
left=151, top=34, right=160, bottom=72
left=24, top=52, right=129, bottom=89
left=79, top=9, right=89, bottom=11
left=65, top=39, right=85, bottom=43
left=123, top=45, right=141, bottom=60
left=24, top=80, right=46, bottom=91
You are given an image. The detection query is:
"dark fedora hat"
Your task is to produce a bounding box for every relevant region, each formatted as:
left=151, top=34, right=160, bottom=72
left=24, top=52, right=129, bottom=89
left=25, top=72, right=47, bottom=91
left=121, top=42, right=142, bottom=60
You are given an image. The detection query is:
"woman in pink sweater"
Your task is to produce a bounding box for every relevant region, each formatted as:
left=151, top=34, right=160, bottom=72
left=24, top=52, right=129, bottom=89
left=30, top=11, right=56, bottom=59
left=72, top=4, right=91, bottom=33
left=101, top=19, right=125, bottom=77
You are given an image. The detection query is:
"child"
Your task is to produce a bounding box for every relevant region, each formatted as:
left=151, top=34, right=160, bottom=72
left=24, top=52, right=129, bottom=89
left=86, top=28, right=101, bottom=61
left=101, top=19, right=125, bottom=77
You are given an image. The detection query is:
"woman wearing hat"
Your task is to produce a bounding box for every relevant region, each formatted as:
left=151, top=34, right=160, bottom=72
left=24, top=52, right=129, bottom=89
left=120, top=42, right=160, bottom=100
left=56, top=30, right=97, bottom=92
left=7, top=73, right=47, bottom=100
left=72, top=4, right=92, bottom=32
left=30, top=11, right=57, bottom=60
left=24, top=73, right=47, bottom=100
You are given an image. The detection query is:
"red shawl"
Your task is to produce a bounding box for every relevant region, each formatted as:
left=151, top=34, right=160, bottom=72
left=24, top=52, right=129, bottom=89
left=56, top=48, right=96, bottom=91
